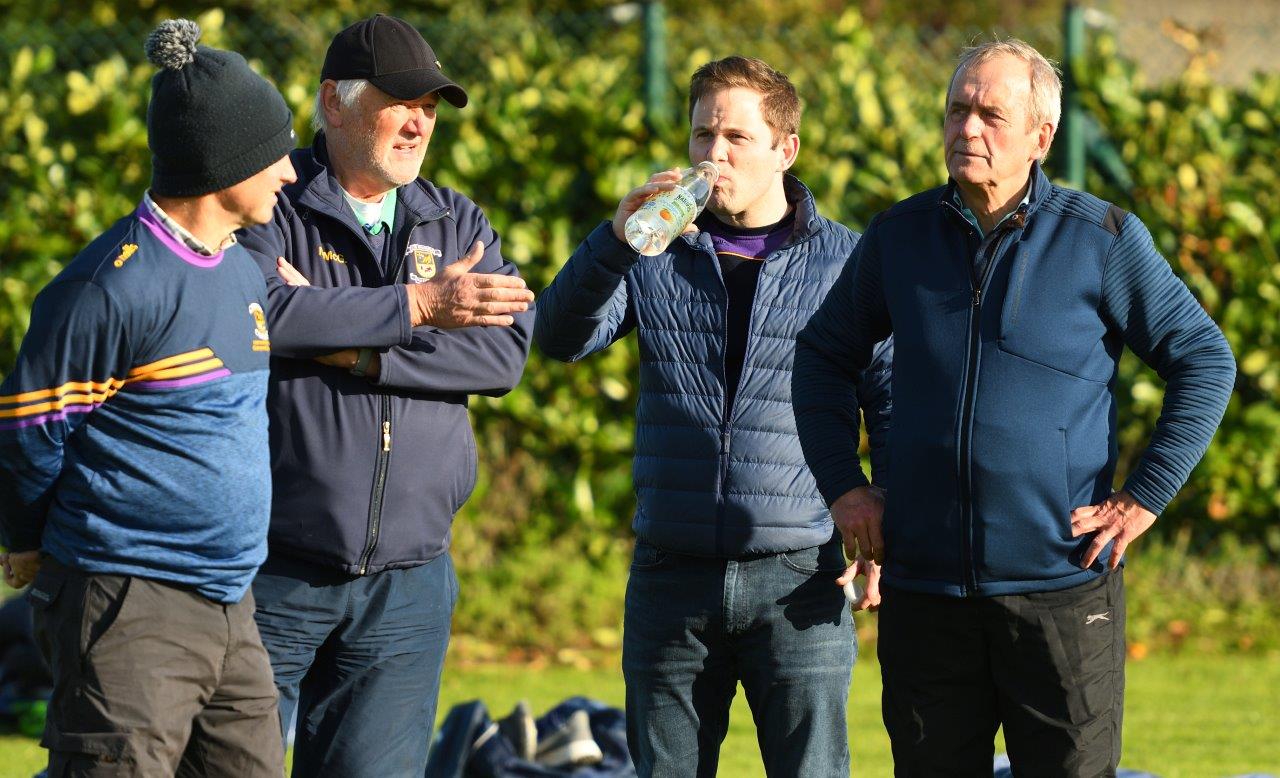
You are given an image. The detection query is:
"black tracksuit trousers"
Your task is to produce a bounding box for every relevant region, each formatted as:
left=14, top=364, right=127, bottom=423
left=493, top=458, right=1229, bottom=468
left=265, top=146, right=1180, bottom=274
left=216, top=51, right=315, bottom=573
left=879, top=569, right=1126, bottom=777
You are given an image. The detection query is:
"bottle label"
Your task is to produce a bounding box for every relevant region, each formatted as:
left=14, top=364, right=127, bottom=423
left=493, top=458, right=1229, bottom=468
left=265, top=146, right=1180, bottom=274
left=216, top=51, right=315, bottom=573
left=635, top=186, right=698, bottom=232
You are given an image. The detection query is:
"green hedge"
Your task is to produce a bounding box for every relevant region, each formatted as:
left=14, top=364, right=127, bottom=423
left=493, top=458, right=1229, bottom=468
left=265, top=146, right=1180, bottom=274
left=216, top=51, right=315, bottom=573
left=1, top=8, right=1276, bottom=652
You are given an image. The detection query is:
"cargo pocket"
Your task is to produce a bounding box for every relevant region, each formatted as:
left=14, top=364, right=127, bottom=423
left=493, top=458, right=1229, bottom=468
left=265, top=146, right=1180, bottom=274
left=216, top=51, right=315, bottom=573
left=26, top=565, right=67, bottom=662
left=45, top=731, right=135, bottom=776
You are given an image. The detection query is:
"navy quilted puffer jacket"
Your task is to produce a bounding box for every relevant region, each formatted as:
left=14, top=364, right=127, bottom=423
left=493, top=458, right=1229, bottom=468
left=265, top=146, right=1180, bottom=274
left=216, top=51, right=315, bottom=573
left=535, top=177, right=891, bottom=556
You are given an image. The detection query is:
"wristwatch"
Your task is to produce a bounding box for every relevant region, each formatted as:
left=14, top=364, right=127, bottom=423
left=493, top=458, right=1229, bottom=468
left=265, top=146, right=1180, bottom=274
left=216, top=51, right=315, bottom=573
left=349, top=348, right=375, bottom=377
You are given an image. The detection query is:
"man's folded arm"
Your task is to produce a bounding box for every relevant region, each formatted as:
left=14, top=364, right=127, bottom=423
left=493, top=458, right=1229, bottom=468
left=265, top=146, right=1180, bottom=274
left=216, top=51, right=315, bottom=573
left=239, top=205, right=412, bottom=357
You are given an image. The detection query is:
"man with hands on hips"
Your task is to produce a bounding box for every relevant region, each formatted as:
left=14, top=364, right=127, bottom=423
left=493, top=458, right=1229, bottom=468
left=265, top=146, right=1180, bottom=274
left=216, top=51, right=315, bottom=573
left=793, top=39, right=1235, bottom=777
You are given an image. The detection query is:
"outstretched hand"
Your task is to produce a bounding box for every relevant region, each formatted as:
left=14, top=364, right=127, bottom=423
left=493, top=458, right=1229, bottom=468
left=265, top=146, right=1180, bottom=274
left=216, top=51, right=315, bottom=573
left=407, top=241, right=534, bottom=328
left=1070, top=490, right=1157, bottom=570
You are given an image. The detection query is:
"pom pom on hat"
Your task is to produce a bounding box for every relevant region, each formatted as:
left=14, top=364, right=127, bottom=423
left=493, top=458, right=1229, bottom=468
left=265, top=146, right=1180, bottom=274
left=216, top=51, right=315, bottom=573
left=144, top=19, right=296, bottom=197
left=145, top=19, right=200, bottom=71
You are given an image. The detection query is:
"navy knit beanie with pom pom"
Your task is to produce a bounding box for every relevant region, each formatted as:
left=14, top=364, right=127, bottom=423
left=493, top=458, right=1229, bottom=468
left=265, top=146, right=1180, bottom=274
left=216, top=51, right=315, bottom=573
left=145, top=19, right=295, bottom=197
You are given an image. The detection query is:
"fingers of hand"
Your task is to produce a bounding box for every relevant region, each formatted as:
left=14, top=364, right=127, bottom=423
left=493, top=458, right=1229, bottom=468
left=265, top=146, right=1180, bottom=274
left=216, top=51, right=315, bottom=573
left=867, top=520, right=885, bottom=565
left=477, top=301, right=530, bottom=316
left=1109, top=536, right=1129, bottom=570
left=469, top=315, right=516, bottom=327
left=1081, top=526, right=1118, bottom=569
left=860, top=587, right=882, bottom=612
left=472, top=274, right=533, bottom=293
left=836, top=562, right=858, bottom=586
left=277, top=257, right=310, bottom=286
left=646, top=168, right=683, bottom=185
left=852, top=526, right=875, bottom=566
left=1070, top=504, right=1112, bottom=537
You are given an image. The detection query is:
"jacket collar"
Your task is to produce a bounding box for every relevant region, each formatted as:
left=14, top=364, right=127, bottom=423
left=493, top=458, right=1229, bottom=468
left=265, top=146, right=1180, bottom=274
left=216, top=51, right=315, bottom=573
left=941, top=160, right=1052, bottom=225
left=784, top=174, right=824, bottom=243
left=684, top=173, right=823, bottom=260
left=291, top=133, right=449, bottom=227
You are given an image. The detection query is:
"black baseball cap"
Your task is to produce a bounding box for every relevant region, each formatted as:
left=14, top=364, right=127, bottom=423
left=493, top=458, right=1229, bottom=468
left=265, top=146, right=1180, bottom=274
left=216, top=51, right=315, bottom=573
left=321, top=14, right=468, bottom=107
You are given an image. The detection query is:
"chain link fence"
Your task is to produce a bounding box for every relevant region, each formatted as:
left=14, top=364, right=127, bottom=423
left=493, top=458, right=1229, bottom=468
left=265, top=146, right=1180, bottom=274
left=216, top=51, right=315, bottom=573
left=4, top=2, right=1276, bottom=143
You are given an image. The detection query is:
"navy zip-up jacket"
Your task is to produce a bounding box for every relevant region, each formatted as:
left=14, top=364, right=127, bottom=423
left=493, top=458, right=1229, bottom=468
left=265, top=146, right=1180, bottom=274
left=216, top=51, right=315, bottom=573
left=536, top=177, right=893, bottom=556
left=794, top=164, right=1235, bottom=596
left=238, top=136, right=533, bottom=575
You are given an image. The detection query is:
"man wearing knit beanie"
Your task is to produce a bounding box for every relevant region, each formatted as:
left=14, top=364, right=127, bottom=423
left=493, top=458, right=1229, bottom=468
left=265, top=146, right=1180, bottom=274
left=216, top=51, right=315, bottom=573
left=238, top=13, right=533, bottom=777
left=0, top=19, right=295, bottom=776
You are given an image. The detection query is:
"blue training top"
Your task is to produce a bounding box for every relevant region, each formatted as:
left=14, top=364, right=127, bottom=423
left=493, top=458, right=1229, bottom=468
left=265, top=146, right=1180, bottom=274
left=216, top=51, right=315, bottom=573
left=0, top=203, right=272, bottom=604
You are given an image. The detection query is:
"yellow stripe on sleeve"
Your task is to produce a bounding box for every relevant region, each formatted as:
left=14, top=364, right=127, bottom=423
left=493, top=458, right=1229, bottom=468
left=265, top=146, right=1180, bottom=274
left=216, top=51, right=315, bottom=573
left=0, top=378, right=126, bottom=407
left=0, top=387, right=122, bottom=418
left=129, top=357, right=225, bottom=383
left=127, top=348, right=216, bottom=378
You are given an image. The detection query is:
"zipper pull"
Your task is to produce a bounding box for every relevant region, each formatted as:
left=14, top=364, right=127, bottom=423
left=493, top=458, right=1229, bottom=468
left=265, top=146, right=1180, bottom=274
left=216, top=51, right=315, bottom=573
left=973, top=288, right=982, bottom=307
left=382, top=421, right=391, bottom=452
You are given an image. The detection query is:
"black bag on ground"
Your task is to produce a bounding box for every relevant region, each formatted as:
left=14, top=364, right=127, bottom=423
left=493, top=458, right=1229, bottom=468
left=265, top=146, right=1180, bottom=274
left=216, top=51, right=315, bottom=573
left=426, top=696, right=634, bottom=778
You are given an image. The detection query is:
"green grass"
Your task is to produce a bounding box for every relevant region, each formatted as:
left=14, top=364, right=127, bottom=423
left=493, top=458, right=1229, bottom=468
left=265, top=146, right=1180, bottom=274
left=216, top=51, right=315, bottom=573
left=3, top=652, right=1277, bottom=777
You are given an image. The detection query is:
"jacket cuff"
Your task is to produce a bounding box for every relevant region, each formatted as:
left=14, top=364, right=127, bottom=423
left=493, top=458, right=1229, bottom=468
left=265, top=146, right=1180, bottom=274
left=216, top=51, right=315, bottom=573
left=372, top=347, right=396, bottom=388
left=395, top=286, right=414, bottom=347
left=584, top=221, right=641, bottom=275
left=1120, top=476, right=1169, bottom=517
left=816, top=465, right=872, bottom=508
left=2, top=523, right=45, bottom=554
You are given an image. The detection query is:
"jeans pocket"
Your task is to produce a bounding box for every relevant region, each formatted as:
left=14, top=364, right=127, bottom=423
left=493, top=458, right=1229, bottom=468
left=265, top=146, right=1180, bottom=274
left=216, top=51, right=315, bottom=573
left=630, top=540, right=671, bottom=571
left=779, top=541, right=845, bottom=576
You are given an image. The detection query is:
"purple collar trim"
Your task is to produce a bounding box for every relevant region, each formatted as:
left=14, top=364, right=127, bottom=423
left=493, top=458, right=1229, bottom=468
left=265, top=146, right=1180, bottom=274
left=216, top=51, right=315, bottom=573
left=136, top=205, right=225, bottom=268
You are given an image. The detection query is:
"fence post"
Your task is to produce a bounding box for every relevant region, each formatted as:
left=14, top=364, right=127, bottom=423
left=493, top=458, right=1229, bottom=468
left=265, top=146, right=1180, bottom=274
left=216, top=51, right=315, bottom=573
left=1062, top=1, right=1086, bottom=189
left=642, top=0, right=670, bottom=133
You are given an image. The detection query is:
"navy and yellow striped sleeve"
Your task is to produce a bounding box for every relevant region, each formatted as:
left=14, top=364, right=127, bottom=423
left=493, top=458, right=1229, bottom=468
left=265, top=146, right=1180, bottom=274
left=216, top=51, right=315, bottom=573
left=0, top=279, right=131, bottom=551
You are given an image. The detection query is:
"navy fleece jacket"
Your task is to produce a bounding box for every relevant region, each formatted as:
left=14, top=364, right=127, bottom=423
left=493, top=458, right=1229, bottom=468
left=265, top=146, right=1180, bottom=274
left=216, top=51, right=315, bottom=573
left=237, top=136, right=533, bottom=574
left=794, top=165, right=1235, bottom=596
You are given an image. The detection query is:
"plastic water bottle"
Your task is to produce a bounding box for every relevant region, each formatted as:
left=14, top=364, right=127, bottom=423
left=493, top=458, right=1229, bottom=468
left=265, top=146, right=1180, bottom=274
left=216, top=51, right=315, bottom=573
left=624, top=161, right=720, bottom=256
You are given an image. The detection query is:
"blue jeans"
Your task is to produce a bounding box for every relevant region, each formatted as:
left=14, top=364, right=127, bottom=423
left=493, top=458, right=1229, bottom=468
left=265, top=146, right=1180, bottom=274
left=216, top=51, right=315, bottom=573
left=622, top=538, right=856, bottom=777
left=252, top=552, right=457, bottom=777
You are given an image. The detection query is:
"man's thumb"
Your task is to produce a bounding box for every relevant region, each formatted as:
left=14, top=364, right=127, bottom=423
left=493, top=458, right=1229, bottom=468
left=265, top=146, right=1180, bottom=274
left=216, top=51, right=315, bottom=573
left=452, top=241, right=486, bottom=273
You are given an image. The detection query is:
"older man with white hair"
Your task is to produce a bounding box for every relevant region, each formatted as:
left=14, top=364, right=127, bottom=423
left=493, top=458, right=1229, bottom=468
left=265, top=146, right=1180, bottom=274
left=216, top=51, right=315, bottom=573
left=793, top=39, right=1235, bottom=776
left=237, top=13, right=534, bottom=777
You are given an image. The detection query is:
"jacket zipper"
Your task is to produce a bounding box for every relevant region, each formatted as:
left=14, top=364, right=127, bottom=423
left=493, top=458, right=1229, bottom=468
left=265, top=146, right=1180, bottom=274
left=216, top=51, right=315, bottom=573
left=708, top=241, right=732, bottom=557
left=952, top=204, right=1025, bottom=595
left=355, top=206, right=450, bottom=575
left=702, top=221, right=804, bottom=556
left=359, top=396, right=393, bottom=575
